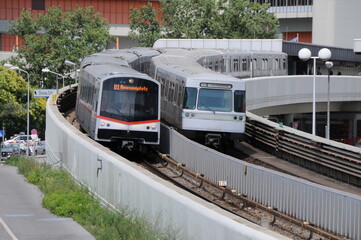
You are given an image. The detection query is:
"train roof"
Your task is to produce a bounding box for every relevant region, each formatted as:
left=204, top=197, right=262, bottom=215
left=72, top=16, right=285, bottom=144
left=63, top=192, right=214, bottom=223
left=161, top=48, right=287, bottom=60
left=93, top=48, right=162, bottom=65
left=82, top=62, right=152, bottom=80
left=152, top=53, right=216, bottom=76
left=151, top=52, right=244, bottom=84
left=81, top=55, right=129, bottom=68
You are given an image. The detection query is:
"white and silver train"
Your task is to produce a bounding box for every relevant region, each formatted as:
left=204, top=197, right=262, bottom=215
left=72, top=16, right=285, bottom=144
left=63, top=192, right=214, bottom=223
left=185, top=49, right=288, bottom=79
left=77, top=47, right=287, bottom=149
left=76, top=53, right=161, bottom=151
left=148, top=49, right=247, bottom=149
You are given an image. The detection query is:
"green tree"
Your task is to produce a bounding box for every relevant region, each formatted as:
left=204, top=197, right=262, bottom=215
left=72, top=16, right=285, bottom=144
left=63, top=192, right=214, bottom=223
left=0, top=68, right=46, bottom=139
left=129, top=0, right=279, bottom=47
left=8, top=6, right=113, bottom=88
left=129, top=2, right=162, bottom=47
left=160, top=0, right=224, bottom=39
left=220, top=0, right=279, bottom=39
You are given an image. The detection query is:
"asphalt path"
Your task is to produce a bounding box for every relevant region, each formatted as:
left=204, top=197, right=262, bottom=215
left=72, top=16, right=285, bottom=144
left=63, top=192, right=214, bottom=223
left=0, top=163, right=95, bottom=240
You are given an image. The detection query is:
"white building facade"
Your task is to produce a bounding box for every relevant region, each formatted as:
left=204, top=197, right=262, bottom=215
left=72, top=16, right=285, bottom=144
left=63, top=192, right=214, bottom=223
left=252, top=0, right=361, bottom=49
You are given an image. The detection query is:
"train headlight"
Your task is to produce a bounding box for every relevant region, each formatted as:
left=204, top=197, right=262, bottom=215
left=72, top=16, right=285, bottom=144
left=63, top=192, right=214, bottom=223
left=185, top=113, right=190, bottom=117
left=151, top=125, right=156, bottom=130
left=100, top=121, right=105, bottom=126
left=239, top=116, right=244, bottom=121
left=191, top=113, right=195, bottom=117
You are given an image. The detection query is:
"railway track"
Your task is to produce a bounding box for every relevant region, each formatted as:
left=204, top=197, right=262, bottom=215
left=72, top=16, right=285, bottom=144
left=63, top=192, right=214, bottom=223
left=134, top=148, right=344, bottom=240
left=245, top=116, right=361, bottom=188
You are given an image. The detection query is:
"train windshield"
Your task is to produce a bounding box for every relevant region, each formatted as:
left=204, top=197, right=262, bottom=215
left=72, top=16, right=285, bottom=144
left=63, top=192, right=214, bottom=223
left=100, top=77, right=158, bottom=122
left=197, top=89, right=232, bottom=112
left=183, top=87, right=197, bottom=109
left=234, top=90, right=246, bottom=113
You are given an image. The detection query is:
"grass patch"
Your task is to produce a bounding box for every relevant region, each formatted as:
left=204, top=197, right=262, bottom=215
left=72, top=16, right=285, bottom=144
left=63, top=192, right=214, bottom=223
left=6, top=156, right=178, bottom=240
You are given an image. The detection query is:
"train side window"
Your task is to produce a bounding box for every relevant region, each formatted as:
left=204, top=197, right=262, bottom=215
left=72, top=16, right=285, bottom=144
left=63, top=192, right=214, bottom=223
left=262, top=59, right=268, bottom=70
left=220, top=59, right=226, bottom=73
left=177, top=86, right=183, bottom=106
left=168, top=82, right=175, bottom=102
left=214, top=60, right=219, bottom=72
left=282, top=58, right=286, bottom=70
left=278, top=58, right=282, bottom=69
left=182, top=87, right=197, bottom=109
left=174, top=84, right=178, bottom=104
left=164, top=80, right=169, bottom=100
left=201, top=58, right=207, bottom=68
left=90, top=85, right=94, bottom=104
left=357, top=120, right=361, bottom=138
left=234, top=90, right=246, bottom=113
left=233, top=58, right=239, bottom=72
left=84, top=81, right=88, bottom=102
left=274, top=59, right=279, bottom=70
left=242, top=59, right=248, bottom=71
left=160, top=77, right=165, bottom=96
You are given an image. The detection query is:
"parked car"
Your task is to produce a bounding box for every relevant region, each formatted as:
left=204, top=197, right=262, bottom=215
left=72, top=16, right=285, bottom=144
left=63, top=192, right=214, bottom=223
left=32, top=141, right=46, bottom=155
left=3, top=134, right=39, bottom=147
left=1, top=143, right=21, bottom=160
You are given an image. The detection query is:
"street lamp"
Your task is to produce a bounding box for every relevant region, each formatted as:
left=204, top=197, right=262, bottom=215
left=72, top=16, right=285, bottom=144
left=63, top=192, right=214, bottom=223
left=64, top=60, right=78, bottom=83
left=298, top=48, right=331, bottom=136
left=325, top=61, right=333, bottom=140
left=3, top=64, right=31, bottom=155
left=0, top=66, right=18, bottom=73
left=42, top=67, right=65, bottom=93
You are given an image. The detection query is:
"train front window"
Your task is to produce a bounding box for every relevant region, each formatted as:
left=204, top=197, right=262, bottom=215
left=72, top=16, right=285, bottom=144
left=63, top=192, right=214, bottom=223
left=100, top=77, right=158, bottom=122
left=197, top=89, right=232, bottom=112
left=234, top=90, right=246, bottom=112
left=183, top=87, right=197, bottom=109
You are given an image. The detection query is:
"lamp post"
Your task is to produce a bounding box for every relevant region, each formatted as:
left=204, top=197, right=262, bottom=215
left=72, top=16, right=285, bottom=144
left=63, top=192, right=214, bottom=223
left=64, top=60, right=78, bottom=83
left=42, top=68, right=65, bottom=93
left=325, top=61, right=333, bottom=139
left=0, top=66, right=18, bottom=73
left=298, top=48, right=331, bottom=136
left=4, top=64, right=31, bottom=155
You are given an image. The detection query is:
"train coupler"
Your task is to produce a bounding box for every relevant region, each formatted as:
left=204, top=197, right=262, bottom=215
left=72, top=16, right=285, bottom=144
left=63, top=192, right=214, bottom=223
left=121, top=141, right=134, bottom=151
left=205, top=133, right=222, bottom=149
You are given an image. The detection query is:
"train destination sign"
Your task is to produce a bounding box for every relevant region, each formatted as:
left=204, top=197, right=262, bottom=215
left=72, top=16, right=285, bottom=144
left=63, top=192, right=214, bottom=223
left=34, top=89, right=57, bottom=97
left=113, top=84, right=148, bottom=91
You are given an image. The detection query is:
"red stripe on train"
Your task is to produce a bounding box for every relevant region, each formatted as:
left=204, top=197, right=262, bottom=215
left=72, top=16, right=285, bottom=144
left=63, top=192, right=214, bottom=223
left=97, top=115, right=160, bottom=125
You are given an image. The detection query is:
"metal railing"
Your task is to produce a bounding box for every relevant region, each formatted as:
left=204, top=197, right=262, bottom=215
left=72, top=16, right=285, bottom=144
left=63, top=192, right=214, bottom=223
left=166, top=115, right=361, bottom=239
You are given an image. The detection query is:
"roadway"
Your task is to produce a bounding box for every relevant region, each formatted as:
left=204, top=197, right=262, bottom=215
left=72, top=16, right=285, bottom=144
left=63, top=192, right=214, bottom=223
left=0, top=162, right=95, bottom=240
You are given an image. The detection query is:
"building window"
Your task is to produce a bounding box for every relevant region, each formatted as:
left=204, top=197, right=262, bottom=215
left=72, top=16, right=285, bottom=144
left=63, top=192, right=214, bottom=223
left=250, top=0, right=313, bottom=6
left=32, top=0, right=45, bottom=10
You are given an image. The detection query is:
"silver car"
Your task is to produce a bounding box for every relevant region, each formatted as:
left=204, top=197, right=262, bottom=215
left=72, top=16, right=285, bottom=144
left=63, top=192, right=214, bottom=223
left=33, top=141, right=46, bottom=155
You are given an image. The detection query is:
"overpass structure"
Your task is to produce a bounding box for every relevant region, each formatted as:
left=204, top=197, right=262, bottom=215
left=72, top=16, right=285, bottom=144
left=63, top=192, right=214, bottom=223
left=245, top=75, right=361, bottom=141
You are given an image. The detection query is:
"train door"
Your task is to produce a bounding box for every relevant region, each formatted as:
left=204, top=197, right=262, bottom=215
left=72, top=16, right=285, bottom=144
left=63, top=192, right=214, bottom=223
left=173, top=82, right=183, bottom=127
left=90, top=80, right=100, bottom=136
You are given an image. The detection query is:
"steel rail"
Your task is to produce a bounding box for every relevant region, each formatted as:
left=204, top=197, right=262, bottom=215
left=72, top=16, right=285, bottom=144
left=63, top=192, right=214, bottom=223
left=245, top=121, right=361, bottom=186
left=153, top=149, right=344, bottom=240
